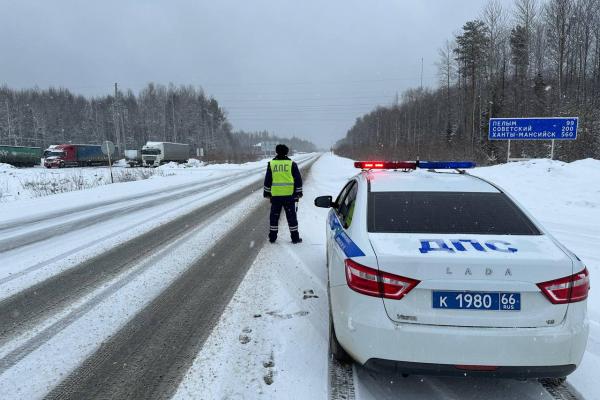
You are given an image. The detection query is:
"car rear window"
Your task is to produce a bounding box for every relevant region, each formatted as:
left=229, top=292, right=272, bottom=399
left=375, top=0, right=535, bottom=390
left=368, top=191, right=541, bottom=235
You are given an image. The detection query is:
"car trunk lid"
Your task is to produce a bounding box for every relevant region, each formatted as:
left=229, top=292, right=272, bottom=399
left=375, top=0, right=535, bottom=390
left=369, top=233, right=572, bottom=328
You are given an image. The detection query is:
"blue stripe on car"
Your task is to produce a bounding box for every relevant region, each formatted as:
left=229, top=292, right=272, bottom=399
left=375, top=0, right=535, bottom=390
left=328, top=211, right=365, bottom=257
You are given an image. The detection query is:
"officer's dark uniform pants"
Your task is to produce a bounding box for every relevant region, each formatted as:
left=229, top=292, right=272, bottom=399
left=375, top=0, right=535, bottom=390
left=269, top=196, right=299, bottom=242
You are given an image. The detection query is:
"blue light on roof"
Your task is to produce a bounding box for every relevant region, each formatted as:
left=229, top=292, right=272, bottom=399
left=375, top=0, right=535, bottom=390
left=418, top=161, right=476, bottom=169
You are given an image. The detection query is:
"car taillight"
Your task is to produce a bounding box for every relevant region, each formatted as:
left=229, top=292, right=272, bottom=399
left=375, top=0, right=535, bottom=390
left=344, top=259, right=420, bottom=300
left=537, top=268, right=589, bottom=304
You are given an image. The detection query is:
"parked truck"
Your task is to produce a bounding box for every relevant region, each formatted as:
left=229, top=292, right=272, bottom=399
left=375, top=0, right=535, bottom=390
left=141, top=142, right=189, bottom=167
left=0, top=145, right=42, bottom=167
left=124, top=149, right=142, bottom=167
left=43, top=144, right=115, bottom=168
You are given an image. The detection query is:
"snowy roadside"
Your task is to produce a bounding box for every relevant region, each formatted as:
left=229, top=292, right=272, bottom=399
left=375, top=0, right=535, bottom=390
left=173, top=154, right=356, bottom=399
left=471, top=159, right=600, bottom=400
left=0, top=154, right=314, bottom=206
left=175, top=154, right=600, bottom=399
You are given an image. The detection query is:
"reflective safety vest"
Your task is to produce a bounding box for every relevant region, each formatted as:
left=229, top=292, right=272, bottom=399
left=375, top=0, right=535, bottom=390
left=270, top=159, right=294, bottom=196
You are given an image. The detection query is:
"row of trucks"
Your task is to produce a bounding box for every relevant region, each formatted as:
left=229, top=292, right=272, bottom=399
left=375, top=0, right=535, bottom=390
left=0, top=142, right=191, bottom=168
left=0, top=145, right=42, bottom=167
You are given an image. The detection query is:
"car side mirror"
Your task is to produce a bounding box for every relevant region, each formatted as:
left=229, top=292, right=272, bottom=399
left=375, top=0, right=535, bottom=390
left=314, top=195, right=334, bottom=208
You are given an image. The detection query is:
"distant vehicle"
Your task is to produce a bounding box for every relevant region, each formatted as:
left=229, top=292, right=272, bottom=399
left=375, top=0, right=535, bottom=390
left=43, top=144, right=115, bottom=168
left=141, top=142, right=189, bottom=167
left=42, top=145, right=59, bottom=159
left=315, top=160, right=589, bottom=381
left=124, top=149, right=142, bottom=167
left=0, top=145, right=42, bottom=167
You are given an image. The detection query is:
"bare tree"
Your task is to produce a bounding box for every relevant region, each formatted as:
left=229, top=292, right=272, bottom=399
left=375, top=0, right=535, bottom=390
left=436, top=40, right=457, bottom=144
left=336, top=0, right=600, bottom=163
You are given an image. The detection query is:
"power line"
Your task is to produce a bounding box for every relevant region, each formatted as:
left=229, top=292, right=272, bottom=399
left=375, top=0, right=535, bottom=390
left=224, top=104, right=383, bottom=110
left=6, top=73, right=435, bottom=93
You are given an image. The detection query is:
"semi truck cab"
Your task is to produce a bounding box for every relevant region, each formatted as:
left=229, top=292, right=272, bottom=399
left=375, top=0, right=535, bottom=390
left=43, top=148, right=69, bottom=168
left=141, top=145, right=162, bottom=167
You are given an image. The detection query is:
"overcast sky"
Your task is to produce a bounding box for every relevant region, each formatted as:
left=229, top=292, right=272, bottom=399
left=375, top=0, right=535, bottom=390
left=0, top=0, right=485, bottom=148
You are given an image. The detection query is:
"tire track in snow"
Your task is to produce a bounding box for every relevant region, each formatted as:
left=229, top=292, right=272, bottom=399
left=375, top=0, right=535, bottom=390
left=0, top=156, right=313, bottom=235
left=540, top=379, right=584, bottom=400
left=329, top=357, right=356, bottom=400
left=45, top=204, right=268, bottom=399
left=0, top=175, right=267, bottom=344
left=46, top=161, right=315, bottom=400
left=0, top=170, right=262, bottom=290
left=0, top=167, right=264, bottom=253
left=0, top=163, right=278, bottom=233
left=0, top=220, right=203, bottom=372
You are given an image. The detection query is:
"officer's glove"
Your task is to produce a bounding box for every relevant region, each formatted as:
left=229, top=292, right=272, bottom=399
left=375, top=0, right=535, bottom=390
left=263, top=191, right=271, bottom=199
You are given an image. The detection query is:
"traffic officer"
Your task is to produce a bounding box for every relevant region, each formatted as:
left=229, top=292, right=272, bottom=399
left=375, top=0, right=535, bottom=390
left=263, top=144, right=303, bottom=243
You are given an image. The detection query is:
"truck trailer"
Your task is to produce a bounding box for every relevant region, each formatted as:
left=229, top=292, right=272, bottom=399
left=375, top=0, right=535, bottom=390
left=141, top=142, right=189, bottom=167
left=0, top=145, right=42, bottom=167
left=43, top=144, right=114, bottom=168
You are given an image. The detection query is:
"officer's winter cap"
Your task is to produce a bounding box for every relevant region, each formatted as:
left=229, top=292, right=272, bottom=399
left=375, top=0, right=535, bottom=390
left=276, top=144, right=289, bottom=156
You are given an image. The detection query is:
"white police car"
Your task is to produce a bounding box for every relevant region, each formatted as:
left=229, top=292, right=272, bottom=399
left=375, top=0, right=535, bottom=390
left=314, top=160, right=589, bottom=379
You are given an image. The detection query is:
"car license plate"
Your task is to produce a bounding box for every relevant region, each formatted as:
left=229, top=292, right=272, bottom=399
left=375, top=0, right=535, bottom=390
left=432, top=291, right=521, bottom=311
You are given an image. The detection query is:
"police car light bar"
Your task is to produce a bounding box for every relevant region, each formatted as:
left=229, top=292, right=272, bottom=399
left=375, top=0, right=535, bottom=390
left=354, top=161, right=417, bottom=169
left=418, top=161, right=476, bottom=169
left=354, top=160, right=475, bottom=170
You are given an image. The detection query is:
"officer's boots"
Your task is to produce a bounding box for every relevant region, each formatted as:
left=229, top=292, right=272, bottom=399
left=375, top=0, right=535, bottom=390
left=291, top=231, right=302, bottom=244
left=269, top=232, right=277, bottom=243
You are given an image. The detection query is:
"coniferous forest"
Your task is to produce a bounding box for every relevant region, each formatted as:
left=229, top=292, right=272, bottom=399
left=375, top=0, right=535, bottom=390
left=0, top=83, right=316, bottom=162
left=336, top=0, right=600, bottom=163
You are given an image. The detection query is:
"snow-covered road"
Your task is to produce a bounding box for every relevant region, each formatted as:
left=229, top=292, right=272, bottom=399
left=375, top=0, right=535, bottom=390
left=0, top=155, right=315, bottom=398
left=0, top=153, right=597, bottom=399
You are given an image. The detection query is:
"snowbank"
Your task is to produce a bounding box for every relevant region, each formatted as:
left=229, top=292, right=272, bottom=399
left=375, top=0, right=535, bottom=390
left=0, top=163, right=16, bottom=170
left=0, top=155, right=315, bottom=203
left=472, top=158, right=600, bottom=399
left=112, top=159, right=130, bottom=168
left=157, top=158, right=206, bottom=169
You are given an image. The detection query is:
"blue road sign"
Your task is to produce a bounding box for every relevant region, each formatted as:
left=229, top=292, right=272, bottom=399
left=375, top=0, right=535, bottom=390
left=489, top=117, right=577, bottom=140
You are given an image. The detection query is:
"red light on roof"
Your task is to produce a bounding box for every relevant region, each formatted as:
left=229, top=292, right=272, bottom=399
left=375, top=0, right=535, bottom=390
left=354, top=161, right=417, bottom=170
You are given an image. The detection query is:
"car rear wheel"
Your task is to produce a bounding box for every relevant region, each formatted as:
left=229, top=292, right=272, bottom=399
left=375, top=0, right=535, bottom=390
left=329, top=310, right=352, bottom=364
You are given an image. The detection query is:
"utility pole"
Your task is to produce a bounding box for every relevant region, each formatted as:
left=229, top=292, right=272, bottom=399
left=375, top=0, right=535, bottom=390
left=5, top=100, right=13, bottom=145
left=171, top=95, right=177, bottom=142
left=205, top=110, right=214, bottom=150
left=420, top=57, right=424, bottom=90
left=113, top=82, right=122, bottom=156
left=417, top=57, right=424, bottom=159
left=120, top=110, right=126, bottom=151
